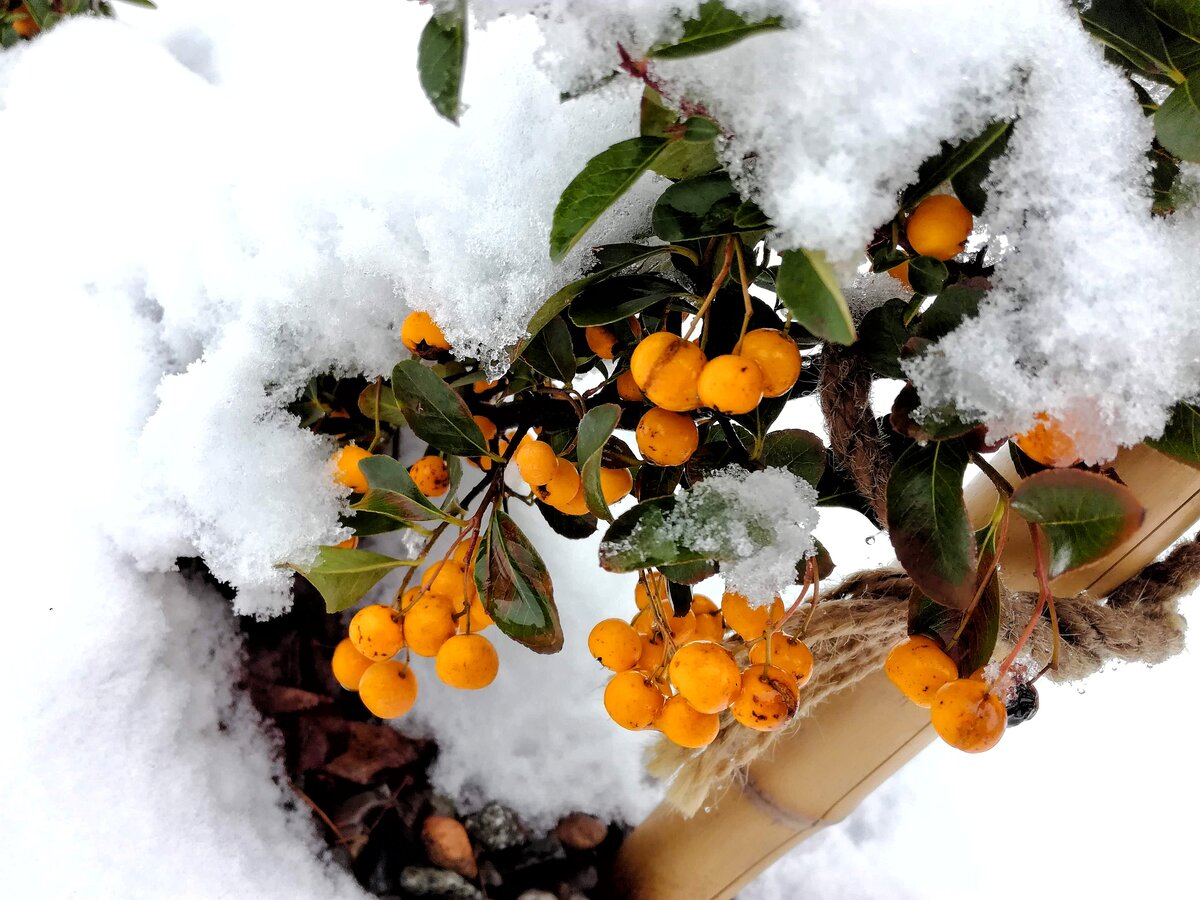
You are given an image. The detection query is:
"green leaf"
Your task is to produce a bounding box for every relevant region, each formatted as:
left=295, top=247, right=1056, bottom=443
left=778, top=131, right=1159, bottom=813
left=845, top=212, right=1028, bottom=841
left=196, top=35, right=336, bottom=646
left=1010, top=470, right=1145, bottom=578
left=683, top=117, right=721, bottom=142
left=1156, top=73, right=1200, bottom=161
left=287, top=547, right=414, bottom=613
left=760, top=429, right=826, bottom=487
left=885, top=439, right=977, bottom=610
left=476, top=510, right=563, bottom=653
left=891, top=385, right=982, bottom=443
left=639, top=88, right=721, bottom=181
left=522, top=315, right=577, bottom=382
left=1146, top=400, right=1200, bottom=467
left=908, top=561, right=999, bottom=677
left=858, top=298, right=909, bottom=380
left=535, top=499, right=599, bottom=539
left=417, top=0, right=467, bottom=123
left=568, top=274, right=689, bottom=327
left=550, top=137, right=669, bottom=261
left=599, top=496, right=710, bottom=571
left=1163, top=26, right=1200, bottom=75
left=901, top=120, right=1012, bottom=208
left=775, top=248, right=856, bottom=345
left=357, top=381, right=407, bottom=426
left=1081, top=0, right=1180, bottom=78
left=391, top=360, right=491, bottom=457
left=1147, top=0, right=1200, bottom=44
left=658, top=559, right=720, bottom=585
left=649, top=0, right=784, bottom=59
left=907, top=256, right=949, bottom=295
left=351, top=455, right=462, bottom=525
left=915, top=284, right=985, bottom=341
left=652, top=172, right=768, bottom=241
left=951, top=123, right=1013, bottom=215
left=576, top=403, right=622, bottom=521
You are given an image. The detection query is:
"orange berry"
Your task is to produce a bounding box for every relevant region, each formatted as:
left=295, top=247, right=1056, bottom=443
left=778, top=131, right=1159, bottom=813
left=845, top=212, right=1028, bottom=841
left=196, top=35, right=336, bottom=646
left=435, top=633, right=500, bottom=690
left=588, top=619, right=643, bottom=672
left=730, top=664, right=799, bottom=732
left=332, top=445, right=373, bottom=494
left=335, top=535, right=360, bottom=550
left=401, top=310, right=450, bottom=355
left=629, top=332, right=706, bottom=411
left=600, top=467, right=634, bottom=505
left=636, top=408, right=699, bottom=467
left=1014, top=413, right=1080, bottom=467
left=358, top=660, right=419, bottom=718
left=11, top=5, right=38, bottom=39
left=720, top=592, right=784, bottom=641
left=473, top=415, right=498, bottom=442
left=691, top=594, right=725, bottom=642
left=887, top=259, right=911, bottom=288
left=885, top=635, right=959, bottom=708
left=349, top=604, right=406, bottom=660
left=634, top=572, right=668, bottom=610
left=457, top=592, right=494, bottom=633
left=331, top=638, right=375, bottom=691
left=658, top=695, right=721, bottom=748
left=637, top=632, right=667, bottom=672
left=697, top=354, right=765, bottom=415
left=585, top=325, right=618, bottom=360
left=604, top=670, right=666, bottom=730
left=749, top=634, right=815, bottom=688
left=905, top=194, right=973, bottom=261
left=409, top=455, right=450, bottom=497
left=735, top=330, right=802, bottom=399
left=422, top=560, right=468, bottom=603
left=513, top=439, right=559, bottom=486
left=667, top=641, right=742, bottom=714
left=634, top=607, right=696, bottom=644
left=553, top=486, right=590, bottom=517
left=450, top=539, right=479, bottom=566
left=535, top=458, right=582, bottom=507
left=616, top=370, right=645, bottom=402
left=930, top=678, right=1007, bottom=752
left=473, top=378, right=499, bottom=394
left=404, top=592, right=458, bottom=657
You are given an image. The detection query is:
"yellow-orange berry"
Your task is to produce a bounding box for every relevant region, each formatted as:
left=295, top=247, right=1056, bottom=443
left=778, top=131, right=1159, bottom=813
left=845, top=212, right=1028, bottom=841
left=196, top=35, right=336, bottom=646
left=1014, top=413, right=1080, bottom=468
left=667, top=640, right=742, bottom=714
left=634, top=572, right=668, bottom=610
left=332, top=445, right=373, bottom=494
left=658, top=695, right=721, bottom=748
left=604, top=670, right=666, bottom=730
left=636, top=408, right=699, bottom=467
left=401, top=310, right=450, bottom=355
left=457, top=591, right=494, bottom=633
left=634, top=607, right=696, bottom=644
left=473, top=378, right=499, bottom=394
left=930, top=678, right=1007, bottom=752
left=887, top=259, right=911, bottom=289
left=749, top=634, right=815, bottom=688
left=450, top=539, right=478, bottom=566
left=720, top=592, right=784, bottom=641
left=409, top=455, right=450, bottom=498
left=11, top=5, right=38, bottom=39
left=358, top=661, right=419, bottom=718
left=637, top=632, right=667, bottom=673
left=730, top=664, right=799, bottom=732
left=536, top=458, right=582, bottom=507
left=349, top=604, right=406, bottom=660
left=629, top=332, right=706, bottom=411
left=335, top=535, right=360, bottom=550
left=885, top=635, right=959, bottom=708
left=513, top=439, right=559, bottom=486
left=422, top=560, right=468, bottom=604
left=404, top=592, right=458, bottom=657
left=697, top=354, right=765, bottom=415
left=616, top=370, right=645, bottom=402
left=553, top=486, right=590, bottom=517
left=331, top=638, right=375, bottom=691
left=585, top=326, right=618, bottom=360
left=588, top=619, right=643, bottom=672
left=435, top=633, right=500, bottom=690
left=600, top=468, right=634, bottom=505
left=735, top=330, right=802, bottom=399
left=473, top=415, right=498, bottom=442
left=905, top=194, right=973, bottom=261
left=691, top=594, right=725, bottom=642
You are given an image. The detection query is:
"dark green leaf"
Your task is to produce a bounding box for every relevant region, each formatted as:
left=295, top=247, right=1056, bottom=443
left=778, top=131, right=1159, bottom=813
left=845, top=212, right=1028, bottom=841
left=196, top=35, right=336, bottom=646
left=286, top=547, right=414, bottom=613
left=816, top=450, right=881, bottom=527
left=1163, top=26, right=1200, bottom=75
left=776, top=248, right=856, bottom=345
left=649, top=0, right=784, bottom=59
left=1146, top=400, right=1200, bottom=467
left=522, top=316, right=577, bottom=382
left=551, top=137, right=669, bottom=261
left=635, top=464, right=683, bottom=500
left=358, top=381, right=406, bottom=426
left=908, top=564, right=999, bottom=676
left=683, top=117, right=721, bottom=142
left=1147, top=0, right=1200, bottom=44
left=659, top=559, right=720, bottom=585
left=351, top=455, right=462, bottom=525
left=907, top=256, right=949, bottom=295
left=535, top=499, right=599, bottom=539
left=1080, top=0, right=1179, bottom=78
left=577, top=403, right=622, bottom=520
left=569, top=274, right=689, bottom=326
left=760, top=429, right=826, bottom=487
left=342, top=510, right=407, bottom=537
left=652, top=172, right=768, bottom=241
left=1010, top=470, right=1145, bottom=578
left=951, top=122, right=1013, bottom=215
left=886, top=439, right=977, bottom=609
left=599, top=496, right=710, bottom=571
left=667, top=579, right=694, bottom=617
left=392, top=360, right=491, bottom=457
left=1156, top=73, right=1200, bottom=161
left=858, top=298, right=909, bottom=380
left=915, top=285, right=985, bottom=341
left=476, top=510, right=563, bottom=653
left=640, top=88, right=721, bottom=181
left=417, top=0, right=467, bottom=123
left=891, top=384, right=982, bottom=443
left=902, top=120, right=1013, bottom=208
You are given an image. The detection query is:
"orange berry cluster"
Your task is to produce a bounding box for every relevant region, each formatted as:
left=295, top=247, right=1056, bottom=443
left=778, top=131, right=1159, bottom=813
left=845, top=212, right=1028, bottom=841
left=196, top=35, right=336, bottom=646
left=588, top=573, right=815, bottom=747
left=512, top=435, right=633, bottom=517
left=885, top=635, right=1007, bottom=753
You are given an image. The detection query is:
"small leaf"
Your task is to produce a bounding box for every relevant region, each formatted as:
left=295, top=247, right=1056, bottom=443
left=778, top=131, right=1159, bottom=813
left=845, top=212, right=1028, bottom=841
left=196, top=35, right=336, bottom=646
left=577, top=404, right=622, bottom=520
left=907, top=256, right=948, bottom=295
left=1080, top=0, right=1179, bottom=79
left=815, top=449, right=882, bottom=527
left=391, top=360, right=491, bottom=458
left=775, top=248, right=856, bottom=345
left=649, top=0, right=784, bottom=59
left=1010, top=470, right=1145, bottom=578
left=599, top=496, right=709, bottom=571
left=760, top=429, right=826, bottom=487
left=886, top=439, right=977, bottom=610
left=891, top=384, right=983, bottom=443
left=551, top=137, right=669, bottom=261
left=640, top=88, right=721, bottom=181
left=1146, top=400, right=1200, bottom=468
left=683, top=117, right=721, bottom=142
left=535, top=499, right=599, bottom=539
left=476, top=511, right=563, bottom=653
left=915, top=285, right=985, bottom=341
left=522, top=316, right=577, bottom=382
left=951, top=123, right=1014, bottom=215
left=667, top=579, right=694, bottom=617
left=1156, top=73, right=1200, bottom=161
left=901, top=120, right=1013, bottom=208
left=568, top=274, right=690, bottom=326
left=287, top=547, right=414, bottom=613
left=658, top=559, right=720, bottom=585
left=858, top=298, right=909, bottom=380
left=908, top=565, right=999, bottom=676
left=652, top=172, right=768, bottom=241
left=417, top=0, right=467, bottom=124
left=635, top=464, right=683, bottom=500
left=351, top=455, right=462, bottom=525
left=357, top=381, right=406, bottom=426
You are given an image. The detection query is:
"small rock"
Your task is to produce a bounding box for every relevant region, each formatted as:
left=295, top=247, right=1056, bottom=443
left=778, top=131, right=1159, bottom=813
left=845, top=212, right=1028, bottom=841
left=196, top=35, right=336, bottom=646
left=465, top=802, right=528, bottom=851
left=517, top=891, right=557, bottom=900
left=398, top=866, right=481, bottom=899
left=478, top=860, right=503, bottom=889
left=422, top=816, right=478, bottom=880
left=511, top=835, right=565, bottom=871
left=428, top=794, right=459, bottom=819
left=555, top=813, right=608, bottom=850
left=571, top=866, right=599, bottom=891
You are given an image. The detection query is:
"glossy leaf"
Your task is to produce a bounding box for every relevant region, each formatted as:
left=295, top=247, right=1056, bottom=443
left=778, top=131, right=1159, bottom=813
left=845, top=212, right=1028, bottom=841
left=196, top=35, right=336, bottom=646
left=951, top=123, right=1013, bottom=215
left=351, top=455, right=462, bottom=525
left=902, top=120, right=1013, bottom=208
left=522, top=316, right=577, bottom=382
left=287, top=547, right=414, bottom=613
left=640, top=88, right=721, bottom=180
left=908, top=566, right=999, bottom=676
left=1156, top=73, right=1200, bottom=161
left=760, top=428, right=826, bottom=487
left=1147, top=0, right=1200, bottom=44
left=391, top=360, right=492, bottom=458
left=915, top=285, right=985, bottom=341
left=858, top=298, right=909, bottom=380
left=1010, top=469, right=1145, bottom=578
left=568, top=274, right=690, bottom=327
left=535, top=499, right=599, bottom=539
left=1080, top=0, right=1179, bottom=78
left=658, top=559, right=720, bottom=586
left=775, top=248, right=856, bottom=345
left=357, top=380, right=406, bottom=426
left=476, top=510, right=563, bottom=653
left=907, top=256, right=948, bottom=295
left=577, top=403, right=622, bottom=520
left=1146, top=400, right=1200, bottom=468
left=417, top=0, right=467, bottom=123
left=652, top=172, right=768, bottom=241
left=599, top=496, right=711, bottom=571
left=649, top=0, right=783, bottom=59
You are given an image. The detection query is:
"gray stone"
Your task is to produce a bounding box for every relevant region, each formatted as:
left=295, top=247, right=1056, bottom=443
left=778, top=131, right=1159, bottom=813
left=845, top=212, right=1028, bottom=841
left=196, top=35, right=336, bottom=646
left=464, top=802, right=528, bottom=851
left=398, top=866, right=482, bottom=899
